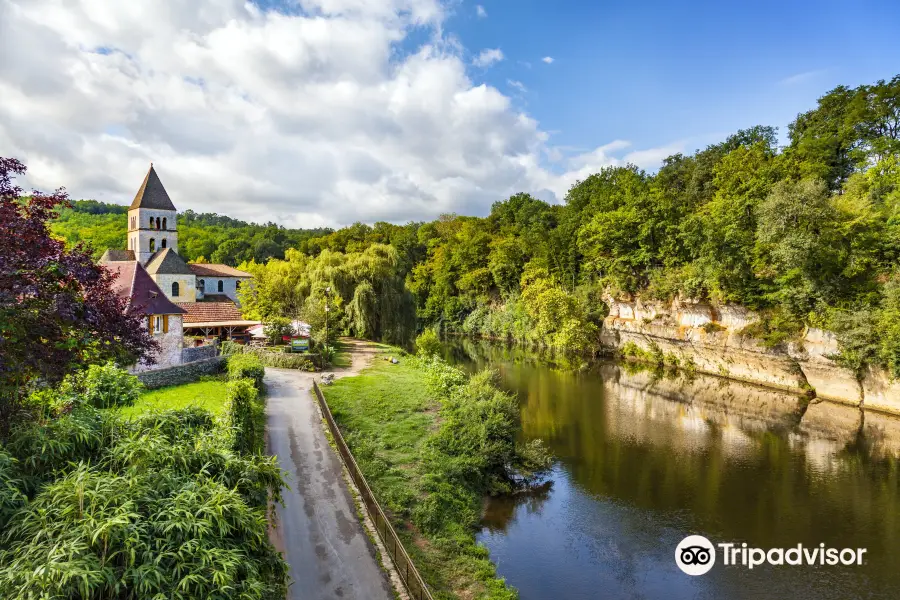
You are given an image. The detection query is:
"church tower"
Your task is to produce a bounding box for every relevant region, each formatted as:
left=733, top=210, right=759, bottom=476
left=127, top=164, right=178, bottom=265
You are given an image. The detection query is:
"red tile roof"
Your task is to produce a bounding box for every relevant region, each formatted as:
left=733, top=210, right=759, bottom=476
left=189, top=263, right=251, bottom=277
left=103, top=261, right=186, bottom=317
left=177, top=301, right=246, bottom=324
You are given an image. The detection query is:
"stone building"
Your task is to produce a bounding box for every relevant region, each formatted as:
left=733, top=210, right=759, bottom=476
left=103, top=260, right=186, bottom=371
left=100, top=164, right=258, bottom=369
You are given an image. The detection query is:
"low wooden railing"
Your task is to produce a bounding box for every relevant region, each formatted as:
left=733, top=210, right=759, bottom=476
left=312, top=381, right=434, bottom=600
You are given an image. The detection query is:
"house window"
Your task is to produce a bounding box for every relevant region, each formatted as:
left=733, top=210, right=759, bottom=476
left=236, top=280, right=241, bottom=291
left=218, top=280, right=224, bottom=293
left=149, top=238, right=156, bottom=252
left=149, top=315, right=170, bottom=334
left=162, top=217, right=167, bottom=230
left=161, top=239, right=167, bottom=249
left=172, top=282, right=180, bottom=297
left=155, top=316, right=162, bottom=332
left=198, top=279, right=205, bottom=292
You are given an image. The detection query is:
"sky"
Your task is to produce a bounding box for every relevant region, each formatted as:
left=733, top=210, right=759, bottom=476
left=1, top=0, right=898, bottom=228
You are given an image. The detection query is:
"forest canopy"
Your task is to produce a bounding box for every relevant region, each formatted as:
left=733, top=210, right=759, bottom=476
left=53, top=75, right=900, bottom=371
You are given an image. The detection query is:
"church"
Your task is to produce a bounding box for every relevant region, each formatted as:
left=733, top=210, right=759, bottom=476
left=100, top=164, right=258, bottom=370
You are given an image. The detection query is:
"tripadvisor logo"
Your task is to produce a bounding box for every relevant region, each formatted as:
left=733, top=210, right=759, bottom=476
left=676, top=535, right=716, bottom=576
left=675, top=535, right=868, bottom=576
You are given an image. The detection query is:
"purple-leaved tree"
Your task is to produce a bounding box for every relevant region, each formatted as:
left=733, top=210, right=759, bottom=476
left=0, top=157, right=157, bottom=435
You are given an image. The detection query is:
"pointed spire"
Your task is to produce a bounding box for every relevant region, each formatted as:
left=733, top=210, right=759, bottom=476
left=129, top=164, right=176, bottom=211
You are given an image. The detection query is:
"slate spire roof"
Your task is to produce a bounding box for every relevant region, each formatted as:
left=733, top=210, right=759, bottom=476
left=129, top=164, right=177, bottom=211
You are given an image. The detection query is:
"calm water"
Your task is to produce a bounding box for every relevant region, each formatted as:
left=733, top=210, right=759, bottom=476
left=442, top=338, right=900, bottom=600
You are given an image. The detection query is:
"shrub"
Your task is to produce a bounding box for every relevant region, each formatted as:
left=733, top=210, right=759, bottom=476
left=263, top=317, right=294, bottom=345
left=227, top=354, right=265, bottom=390
left=78, top=362, right=144, bottom=408
left=415, top=328, right=442, bottom=357
left=701, top=321, right=727, bottom=334
left=413, top=359, right=552, bottom=536
left=0, top=405, right=288, bottom=598
left=419, top=355, right=468, bottom=397
left=33, top=363, right=144, bottom=413
left=222, top=342, right=318, bottom=371
left=227, top=378, right=261, bottom=455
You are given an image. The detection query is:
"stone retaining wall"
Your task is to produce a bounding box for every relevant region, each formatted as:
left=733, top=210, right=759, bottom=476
left=136, top=356, right=225, bottom=389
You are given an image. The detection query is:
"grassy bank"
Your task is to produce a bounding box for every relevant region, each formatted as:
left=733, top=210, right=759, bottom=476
left=323, top=347, right=548, bottom=600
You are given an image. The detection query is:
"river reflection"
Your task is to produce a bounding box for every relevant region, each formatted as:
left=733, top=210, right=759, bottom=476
left=442, top=338, right=900, bottom=600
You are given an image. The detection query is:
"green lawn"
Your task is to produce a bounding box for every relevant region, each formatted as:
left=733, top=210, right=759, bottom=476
left=324, top=349, right=434, bottom=476
left=322, top=348, right=515, bottom=599
left=331, top=338, right=354, bottom=369
left=119, top=378, right=230, bottom=419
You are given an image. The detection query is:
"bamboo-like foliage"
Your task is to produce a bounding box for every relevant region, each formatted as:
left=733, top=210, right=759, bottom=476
left=0, top=404, right=287, bottom=599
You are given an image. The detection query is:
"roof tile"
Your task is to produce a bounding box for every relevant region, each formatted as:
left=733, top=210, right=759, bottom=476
left=103, top=261, right=186, bottom=316
left=177, top=301, right=245, bottom=324
left=190, top=263, right=252, bottom=277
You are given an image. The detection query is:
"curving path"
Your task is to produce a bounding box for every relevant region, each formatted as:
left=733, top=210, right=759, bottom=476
left=265, top=341, right=392, bottom=600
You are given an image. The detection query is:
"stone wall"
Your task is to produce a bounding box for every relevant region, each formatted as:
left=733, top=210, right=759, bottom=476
left=602, top=297, right=900, bottom=415
left=154, top=272, right=197, bottom=303
left=131, top=315, right=184, bottom=372
left=196, top=276, right=242, bottom=303
left=182, top=342, right=218, bottom=363
left=136, top=356, right=225, bottom=389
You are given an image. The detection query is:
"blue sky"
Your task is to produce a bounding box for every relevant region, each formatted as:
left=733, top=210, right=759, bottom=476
left=5, top=0, right=899, bottom=226
left=450, top=0, right=900, bottom=157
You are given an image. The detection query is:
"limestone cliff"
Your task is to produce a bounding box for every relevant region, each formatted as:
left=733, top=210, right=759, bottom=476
left=601, top=297, right=900, bottom=415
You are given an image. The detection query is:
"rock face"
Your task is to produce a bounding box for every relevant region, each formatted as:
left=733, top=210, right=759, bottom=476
left=601, top=297, right=900, bottom=415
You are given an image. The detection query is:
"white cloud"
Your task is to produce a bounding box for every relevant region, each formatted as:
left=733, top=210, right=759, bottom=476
left=507, top=79, right=527, bottom=93
left=0, top=0, right=678, bottom=227
left=472, top=47, right=503, bottom=68
left=780, top=69, right=825, bottom=86
left=476, top=4, right=487, bottom=18
left=541, top=56, right=554, bottom=64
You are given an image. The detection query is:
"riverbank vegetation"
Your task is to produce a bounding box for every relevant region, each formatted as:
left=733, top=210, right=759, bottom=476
left=49, top=75, right=900, bottom=375
left=322, top=345, right=551, bottom=599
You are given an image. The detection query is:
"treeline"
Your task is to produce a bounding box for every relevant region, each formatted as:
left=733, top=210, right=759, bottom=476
left=243, top=75, right=900, bottom=376
left=51, top=201, right=331, bottom=264
left=59, top=76, right=900, bottom=375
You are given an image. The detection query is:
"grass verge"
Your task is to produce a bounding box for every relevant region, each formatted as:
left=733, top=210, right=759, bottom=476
left=322, top=347, right=520, bottom=600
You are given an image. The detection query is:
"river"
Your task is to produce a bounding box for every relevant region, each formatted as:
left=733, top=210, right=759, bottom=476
left=441, top=338, right=900, bottom=600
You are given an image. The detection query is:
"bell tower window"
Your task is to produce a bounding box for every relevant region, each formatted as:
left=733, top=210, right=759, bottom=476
left=161, top=239, right=167, bottom=249
left=162, top=217, right=167, bottom=230
left=149, top=238, right=156, bottom=252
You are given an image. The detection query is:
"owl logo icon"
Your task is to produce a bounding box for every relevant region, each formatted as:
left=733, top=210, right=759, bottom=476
left=676, top=535, right=716, bottom=576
